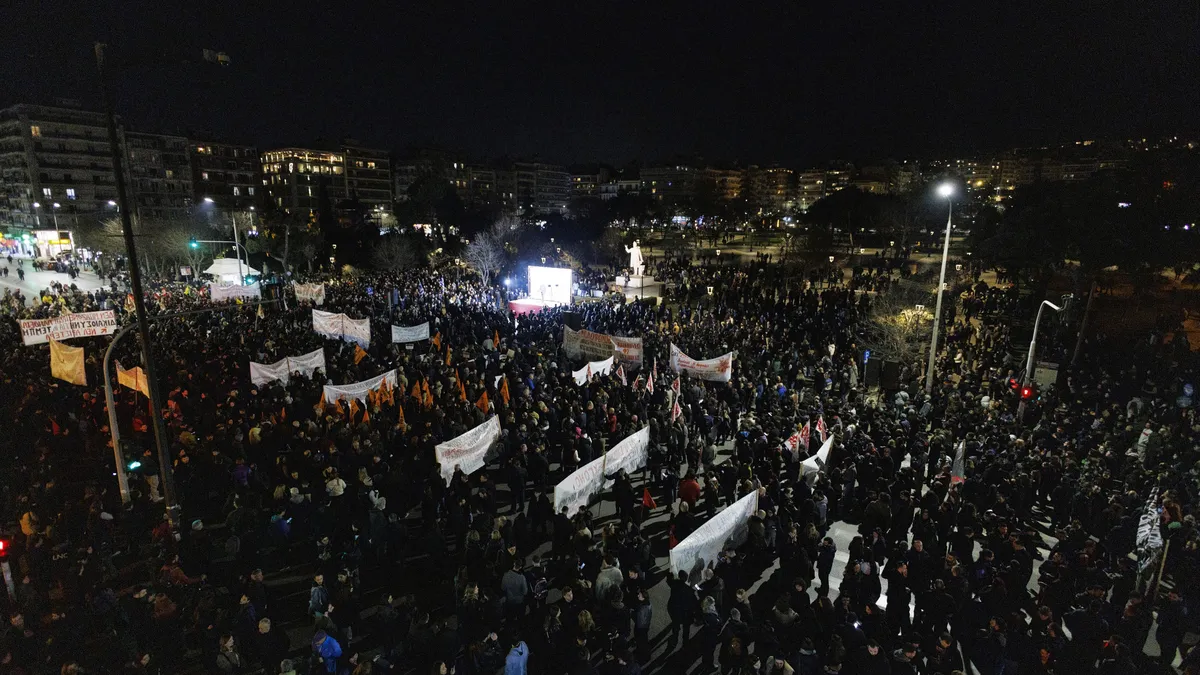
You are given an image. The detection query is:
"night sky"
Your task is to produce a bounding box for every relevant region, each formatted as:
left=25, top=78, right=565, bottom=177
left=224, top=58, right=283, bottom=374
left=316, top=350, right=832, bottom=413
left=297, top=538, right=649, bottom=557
left=4, top=1, right=1197, bottom=165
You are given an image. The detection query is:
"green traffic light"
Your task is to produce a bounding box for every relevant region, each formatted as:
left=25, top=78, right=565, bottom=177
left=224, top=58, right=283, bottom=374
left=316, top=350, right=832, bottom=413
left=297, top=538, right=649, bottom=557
left=189, top=239, right=198, bottom=249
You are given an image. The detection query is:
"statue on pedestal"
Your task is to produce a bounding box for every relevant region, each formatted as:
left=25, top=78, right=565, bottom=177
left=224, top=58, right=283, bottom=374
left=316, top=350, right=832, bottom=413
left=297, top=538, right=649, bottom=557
left=625, top=240, right=645, bottom=277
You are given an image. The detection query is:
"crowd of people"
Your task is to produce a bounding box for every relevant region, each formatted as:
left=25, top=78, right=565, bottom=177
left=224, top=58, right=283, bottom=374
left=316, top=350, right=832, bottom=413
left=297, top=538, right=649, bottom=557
left=0, top=246, right=1197, bottom=675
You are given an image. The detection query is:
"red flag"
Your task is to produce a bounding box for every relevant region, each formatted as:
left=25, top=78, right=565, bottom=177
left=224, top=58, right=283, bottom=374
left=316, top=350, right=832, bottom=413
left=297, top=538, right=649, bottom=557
left=784, top=431, right=802, bottom=458
left=652, top=358, right=658, bottom=384
left=642, top=487, right=657, bottom=510
left=646, top=374, right=655, bottom=395
left=617, top=365, right=627, bottom=387
left=671, top=377, right=681, bottom=395
left=671, top=398, right=682, bottom=422
left=499, top=377, right=511, bottom=406
left=817, top=416, right=828, bottom=443
left=799, top=421, right=811, bottom=449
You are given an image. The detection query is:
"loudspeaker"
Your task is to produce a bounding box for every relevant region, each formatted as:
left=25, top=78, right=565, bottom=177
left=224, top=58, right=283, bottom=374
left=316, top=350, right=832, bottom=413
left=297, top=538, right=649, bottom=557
left=563, top=311, right=582, bottom=331
left=864, top=356, right=883, bottom=388
left=881, top=360, right=902, bottom=391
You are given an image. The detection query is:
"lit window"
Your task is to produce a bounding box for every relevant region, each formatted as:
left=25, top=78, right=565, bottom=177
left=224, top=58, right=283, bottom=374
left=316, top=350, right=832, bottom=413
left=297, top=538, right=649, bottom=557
left=202, top=172, right=210, bottom=180
left=30, top=125, right=41, bottom=137
left=367, top=161, right=376, bottom=169
left=233, top=186, right=241, bottom=196
left=307, top=186, right=313, bottom=197
left=288, top=163, right=294, bottom=173
left=248, top=187, right=255, bottom=196
left=42, top=188, right=52, bottom=197
left=165, top=170, right=174, bottom=179
left=66, top=189, right=76, bottom=199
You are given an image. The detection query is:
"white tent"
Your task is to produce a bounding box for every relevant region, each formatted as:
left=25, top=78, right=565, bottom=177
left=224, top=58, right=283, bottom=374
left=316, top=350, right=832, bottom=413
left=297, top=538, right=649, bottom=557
left=203, top=258, right=260, bottom=284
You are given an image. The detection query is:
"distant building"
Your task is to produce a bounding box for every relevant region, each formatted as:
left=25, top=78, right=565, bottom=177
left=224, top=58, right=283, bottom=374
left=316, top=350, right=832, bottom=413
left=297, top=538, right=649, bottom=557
left=795, top=171, right=827, bottom=212
left=342, top=143, right=392, bottom=210
left=261, top=147, right=347, bottom=213
left=512, top=162, right=570, bottom=215
left=641, top=165, right=699, bottom=203
left=126, top=132, right=194, bottom=220
left=190, top=140, right=260, bottom=211
left=570, top=167, right=610, bottom=197
left=706, top=168, right=744, bottom=201
left=743, top=166, right=791, bottom=210
left=0, top=103, right=126, bottom=231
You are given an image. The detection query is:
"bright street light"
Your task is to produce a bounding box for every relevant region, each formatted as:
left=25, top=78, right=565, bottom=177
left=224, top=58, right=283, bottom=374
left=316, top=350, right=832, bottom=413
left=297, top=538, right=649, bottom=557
left=107, top=200, right=117, bottom=207
left=937, top=183, right=955, bottom=198
left=925, top=183, right=956, bottom=393
left=52, top=202, right=61, bottom=208
left=203, top=197, right=214, bottom=204
left=32, top=202, right=40, bottom=208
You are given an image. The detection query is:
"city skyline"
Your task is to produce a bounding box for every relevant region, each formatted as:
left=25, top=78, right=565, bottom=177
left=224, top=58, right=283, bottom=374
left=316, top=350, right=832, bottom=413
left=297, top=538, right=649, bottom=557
left=3, top=3, right=1197, bottom=165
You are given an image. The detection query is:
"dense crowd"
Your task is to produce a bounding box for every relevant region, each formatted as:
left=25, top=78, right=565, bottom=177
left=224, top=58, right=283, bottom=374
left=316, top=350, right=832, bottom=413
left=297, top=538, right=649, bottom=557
left=0, top=251, right=1197, bottom=675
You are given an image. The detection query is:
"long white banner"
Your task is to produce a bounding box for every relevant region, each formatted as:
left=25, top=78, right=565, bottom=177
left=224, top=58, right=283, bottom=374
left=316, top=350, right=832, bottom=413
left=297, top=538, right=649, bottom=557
left=563, top=326, right=643, bottom=366
left=210, top=283, right=261, bottom=302
left=322, top=370, right=397, bottom=404
left=312, top=309, right=371, bottom=347
left=435, top=416, right=502, bottom=485
left=670, top=490, right=759, bottom=578
left=554, top=426, right=650, bottom=515
left=294, top=283, right=325, bottom=305
left=572, top=356, right=615, bottom=385
left=20, top=310, right=117, bottom=345
left=249, top=348, right=327, bottom=386
left=670, top=343, right=734, bottom=382
left=391, top=322, right=430, bottom=343
left=1136, top=488, right=1164, bottom=573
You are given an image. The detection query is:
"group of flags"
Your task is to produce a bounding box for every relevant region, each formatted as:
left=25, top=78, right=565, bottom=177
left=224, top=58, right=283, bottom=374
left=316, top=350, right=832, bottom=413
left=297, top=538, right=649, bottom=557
left=784, top=415, right=829, bottom=455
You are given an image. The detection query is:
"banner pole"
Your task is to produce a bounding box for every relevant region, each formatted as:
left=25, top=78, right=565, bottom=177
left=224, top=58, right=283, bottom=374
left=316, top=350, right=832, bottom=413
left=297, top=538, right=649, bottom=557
left=1151, top=539, right=1172, bottom=604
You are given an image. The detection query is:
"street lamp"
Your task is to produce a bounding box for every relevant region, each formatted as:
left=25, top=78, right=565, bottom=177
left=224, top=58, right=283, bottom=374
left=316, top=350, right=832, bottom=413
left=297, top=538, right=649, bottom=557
left=51, top=202, right=61, bottom=228
left=924, top=182, right=955, bottom=394
left=1017, top=295, right=1072, bottom=421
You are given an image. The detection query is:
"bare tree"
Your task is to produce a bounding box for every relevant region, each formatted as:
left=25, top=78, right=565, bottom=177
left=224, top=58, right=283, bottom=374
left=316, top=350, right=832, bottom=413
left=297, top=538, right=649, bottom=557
left=372, top=233, right=419, bottom=271
left=464, top=232, right=505, bottom=283
left=862, top=281, right=935, bottom=370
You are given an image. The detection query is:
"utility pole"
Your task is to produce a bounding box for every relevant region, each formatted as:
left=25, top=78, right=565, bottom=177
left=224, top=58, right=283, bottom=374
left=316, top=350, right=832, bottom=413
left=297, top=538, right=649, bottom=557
left=95, top=42, right=180, bottom=534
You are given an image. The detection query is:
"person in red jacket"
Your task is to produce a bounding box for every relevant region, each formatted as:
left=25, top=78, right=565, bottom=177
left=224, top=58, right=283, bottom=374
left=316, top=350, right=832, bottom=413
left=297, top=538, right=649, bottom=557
left=678, top=471, right=702, bottom=508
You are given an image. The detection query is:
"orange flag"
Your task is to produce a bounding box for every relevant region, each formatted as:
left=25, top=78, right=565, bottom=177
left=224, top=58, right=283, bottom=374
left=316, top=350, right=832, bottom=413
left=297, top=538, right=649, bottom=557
left=349, top=398, right=360, bottom=419
left=423, top=388, right=434, bottom=409
left=335, top=399, right=346, bottom=416
left=494, top=329, right=501, bottom=348
left=385, top=380, right=395, bottom=405
left=445, top=346, right=452, bottom=366
left=421, top=380, right=433, bottom=409
left=315, top=391, right=326, bottom=413
left=456, top=370, right=467, bottom=402
left=354, top=344, right=368, bottom=365
left=431, top=332, right=442, bottom=351
left=361, top=408, right=370, bottom=424
left=398, top=401, right=406, bottom=430
left=475, top=390, right=490, bottom=413
left=280, top=406, right=287, bottom=421
left=500, top=377, right=511, bottom=406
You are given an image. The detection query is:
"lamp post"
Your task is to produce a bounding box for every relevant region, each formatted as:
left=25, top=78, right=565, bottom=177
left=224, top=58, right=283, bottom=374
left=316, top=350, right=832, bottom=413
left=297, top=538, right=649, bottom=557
left=924, top=182, right=955, bottom=394
left=1017, top=296, right=1071, bottom=421
left=32, top=202, right=41, bottom=228
left=203, top=197, right=246, bottom=282
left=51, top=202, right=61, bottom=228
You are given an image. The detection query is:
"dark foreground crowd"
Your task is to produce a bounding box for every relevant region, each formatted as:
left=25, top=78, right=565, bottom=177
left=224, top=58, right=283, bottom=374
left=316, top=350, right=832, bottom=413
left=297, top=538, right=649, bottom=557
left=0, top=255, right=1197, bottom=675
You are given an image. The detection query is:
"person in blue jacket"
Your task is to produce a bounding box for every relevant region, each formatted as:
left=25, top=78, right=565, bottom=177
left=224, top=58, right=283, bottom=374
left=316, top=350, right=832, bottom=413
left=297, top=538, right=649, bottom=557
left=505, top=637, right=529, bottom=675
left=312, top=629, right=342, bottom=674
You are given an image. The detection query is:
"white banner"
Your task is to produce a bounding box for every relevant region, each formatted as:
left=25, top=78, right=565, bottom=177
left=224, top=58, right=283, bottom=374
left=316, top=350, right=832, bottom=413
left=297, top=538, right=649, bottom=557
left=670, top=343, right=734, bottom=382
left=249, top=348, right=327, bottom=386
left=391, top=322, right=430, bottom=343
left=210, top=283, right=262, bottom=302
left=572, top=356, right=615, bottom=385
left=554, top=427, right=650, bottom=516
left=19, top=310, right=117, bottom=346
left=670, top=490, right=759, bottom=578
left=1136, top=488, right=1164, bottom=573
left=801, top=434, right=835, bottom=485
left=563, top=326, right=644, bottom=366
left=294, top=283, right=325, bottom=305
left=312, top=309, right=371, bottom=346
left=435, top=416, right=502, bottom=485
left=322, top=370, right=398, bottom=404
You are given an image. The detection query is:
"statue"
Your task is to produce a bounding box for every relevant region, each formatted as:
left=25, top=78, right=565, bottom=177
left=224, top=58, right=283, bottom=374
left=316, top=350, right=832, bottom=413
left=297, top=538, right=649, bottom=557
left=625, top=240, right=645, bottom=277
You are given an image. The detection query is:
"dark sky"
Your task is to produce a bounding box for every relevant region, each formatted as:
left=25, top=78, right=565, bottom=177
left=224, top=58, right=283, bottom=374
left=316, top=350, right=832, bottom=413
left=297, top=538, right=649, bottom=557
left=3, top=1, right=1197, bottom=166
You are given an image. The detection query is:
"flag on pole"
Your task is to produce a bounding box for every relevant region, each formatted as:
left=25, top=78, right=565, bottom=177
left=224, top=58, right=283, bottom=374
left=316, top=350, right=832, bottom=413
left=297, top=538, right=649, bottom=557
left=348, top=399, right=361, bottom=420
left=315, top=391, right=327, bottom=414
left=642, top=488, right=657, bottom=510
left=445, top=346, right=452, bottom=366
left=421, top=380, right=432, bottom=409
left=476, top=390, right=490, bottom=413
left=116, top=362, right=150, bottom=397
left=950, top=440, right=966, bottom=483
left=494, top=329, right=501, bottom=348
left=799, top=421, right=811, bottom=450
left=499, top=377, right=511, bottom=406
left=671, top=377, right=681, bottom=395
left=335, top=399, right=346, bottom=416
left=816, top=415, right=828, bottom=443
left=652, top=358, right=658, bottom=383
left=784, top=430, right=802, bottom=458
left=585, top=363, right=592, bottom=382
left=457, top=371, right=467, bottom=402
left=617, top=364, right=627, bottom=386
left=361, top=407, right=370, bottom=424
left=354, top=343, right=368, bottom=365
left=398, top=401, right=406, bottom=429
left=430, top=332, right=442, bottom=351
left=646, top=373, right=655, bottom=395
left=671, top=398, right=682, bottom=422
left=257, top=303, right=265, bottom=319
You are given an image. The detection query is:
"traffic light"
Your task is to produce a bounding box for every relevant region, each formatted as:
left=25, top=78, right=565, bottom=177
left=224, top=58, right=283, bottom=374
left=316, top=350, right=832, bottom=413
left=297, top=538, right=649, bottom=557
left=189, top=239, right=199, bottom=249
left=0, top=538, right=9, bottom=558
left=1020, top=385, right=1036, bottom=400
left=1008, top=377, right=1020, bottom=391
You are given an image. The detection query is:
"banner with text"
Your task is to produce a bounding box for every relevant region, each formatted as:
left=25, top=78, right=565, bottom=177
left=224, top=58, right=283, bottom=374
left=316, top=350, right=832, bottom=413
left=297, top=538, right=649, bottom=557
left=572, top=356, right=615, bottom=385
left=294, top=283, right=325, bottom=305
left=554, top=426, right=650, bottom=515
left=20, top=310, right=117, bottom=346
left=670, top=490, right=759, bottom=578
left=249, top=348, right=327, bottom=386
left=210, top=283, right=261, bottom=302
left=312, top=309, right=371, bottom=346
left=563, top=326, right=643, bottom=366
left=322, top=370, right=398, bottom=404
left=435, top=416, right=502, bottom=485
left=801, top=434, right=835, bottom=485
left=669, top=343, right=734, bottom=382
left=391, top=322, right=431, bottom=343
left=611, top=335, right=644, bottom=366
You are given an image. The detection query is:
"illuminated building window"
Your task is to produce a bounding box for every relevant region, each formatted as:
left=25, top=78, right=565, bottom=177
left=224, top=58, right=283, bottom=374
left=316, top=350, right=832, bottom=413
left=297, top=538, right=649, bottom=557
left=30, top=126, right=41, bottom=137
left=66, top=189, right=76, bottom=199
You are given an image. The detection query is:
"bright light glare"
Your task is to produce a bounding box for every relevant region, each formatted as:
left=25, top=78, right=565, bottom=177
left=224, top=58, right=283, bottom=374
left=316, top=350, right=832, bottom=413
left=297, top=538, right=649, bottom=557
left=32, top=202, right=40, bottom=208
left=503, top=277, right=511, bottom=286
left=936, top=183, right=954, bottom=198
left=107, top=200, right=117, bottom=206
left=52, top=202, right=61, bottom=208
left=204, top=197, right=215, bottom=203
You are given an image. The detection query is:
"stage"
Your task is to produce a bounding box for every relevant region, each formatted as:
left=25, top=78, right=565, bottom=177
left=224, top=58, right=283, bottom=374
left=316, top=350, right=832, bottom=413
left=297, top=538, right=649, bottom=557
left=508, top=297, right=565, bottom=315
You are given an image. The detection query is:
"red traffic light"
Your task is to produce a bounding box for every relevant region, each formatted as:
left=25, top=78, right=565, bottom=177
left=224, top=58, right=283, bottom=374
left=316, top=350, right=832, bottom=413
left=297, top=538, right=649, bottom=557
left=0, top=539, right=9, bottom=558
left=1009, top=377, right=1020, bottom=390
left=1020, top=386, right=1036, bottom=400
